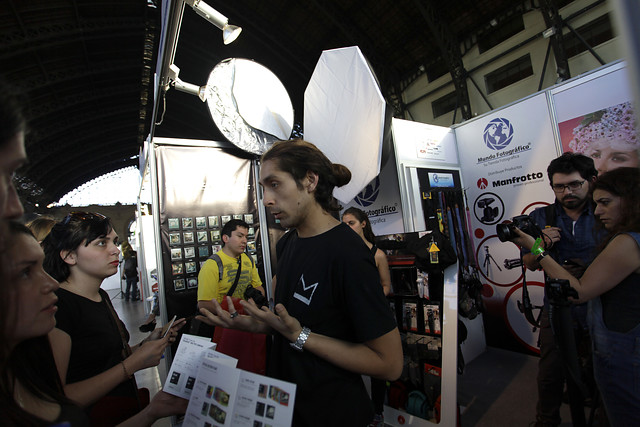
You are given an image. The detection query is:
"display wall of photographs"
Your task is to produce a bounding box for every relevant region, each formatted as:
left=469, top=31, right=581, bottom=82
left=174, top=279, right=185, bottom=291
left=196, top=217, right=207, bottom=229
left=198, top=246, right=210, bottom=258
left=167, top=212, right=257, bottom=292
left=187, top=277, right=198, bottom=289
left=184, top=246, right=195, bottom=258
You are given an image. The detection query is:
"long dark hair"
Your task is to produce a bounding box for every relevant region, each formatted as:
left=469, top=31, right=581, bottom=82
left=0, top=222, right=71, bottom=426
left=594, top=167, right=640, bottom=239
left=42, top=212, right=113, bottom=282
left=342, top=207, right=376, bottom=244
left=261, top=139, right=351, bottom=213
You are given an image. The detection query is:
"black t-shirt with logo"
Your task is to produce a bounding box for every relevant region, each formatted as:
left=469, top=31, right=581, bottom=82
left=270, top=223, right=396, bottom=427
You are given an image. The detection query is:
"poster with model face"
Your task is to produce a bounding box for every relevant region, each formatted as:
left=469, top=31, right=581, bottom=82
left=551, top=63, right=639, bottom=174
left=455, top=92, right=558, bottom=353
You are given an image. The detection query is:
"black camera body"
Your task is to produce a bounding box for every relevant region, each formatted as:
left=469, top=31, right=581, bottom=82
left=546, top=278, right=579, bottom=307
left=496, top=214, right=541, bottom=242
left=244, top=286, right=269, bottom=309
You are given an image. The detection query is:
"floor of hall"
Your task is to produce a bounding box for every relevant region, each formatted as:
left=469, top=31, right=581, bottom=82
left=111, top=288, right=596, bottom=427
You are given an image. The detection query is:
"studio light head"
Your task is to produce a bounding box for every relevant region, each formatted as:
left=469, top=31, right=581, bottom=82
left=183, top=0, right=242, bottom=45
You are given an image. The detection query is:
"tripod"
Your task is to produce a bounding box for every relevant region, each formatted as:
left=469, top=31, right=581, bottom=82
left=548, top=279, right=600, bottom=427
left=482, top=245, right=502, bottom=278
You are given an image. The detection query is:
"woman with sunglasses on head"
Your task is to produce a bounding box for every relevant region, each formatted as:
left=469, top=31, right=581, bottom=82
left=513, top=167, right=640, bottom=426
left=2, top=221, right=188, bottom=426
left=42, top=212, right=185, bottom=425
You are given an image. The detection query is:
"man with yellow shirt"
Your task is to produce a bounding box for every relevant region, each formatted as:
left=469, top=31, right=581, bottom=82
left=197, top=219, right=264, bottom=307
left=197, top=219, right=266, bottom=373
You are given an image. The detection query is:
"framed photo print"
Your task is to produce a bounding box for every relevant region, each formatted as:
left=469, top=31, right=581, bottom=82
left=233, top=214, right=243, bottom=220
left=185, top=261, right=197, bottom=274
left=244, top=214, right=253, bottom=224
left=212, top=244, right=222, bottom=254
left=182, top=217, right=193, bottom=229
left=221, top=215, right=231, bottom=226
left=172, top=263, right=183, bottom=275
left=169, top=233, right=181, bottom=246
left=170, top=248, right=182, bottom=260
left=168, top=218, right=180, bottom=230
left=183, top=232, right=194, bottom=244
left=247, top=227, right=255, bottom=237
left=247, top=240, right=256, bottom=253
left=208, top=215, right=219, bottom=228
left=210, top=230, right=221, bottom=242
left=197, top=231, right=208, bottom=243
left=196, top=217, right=207, bottom=229
left=174, top=279, right=186, bottom=291
left=187, top=277, right=198, bottom=289
left=198, top=246, right=210, bottom=258
left=184, top=246, right=195, bottom=258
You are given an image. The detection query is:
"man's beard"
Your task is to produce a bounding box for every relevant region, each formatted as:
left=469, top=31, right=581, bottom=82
left=559, top=194, right=587, bottom=210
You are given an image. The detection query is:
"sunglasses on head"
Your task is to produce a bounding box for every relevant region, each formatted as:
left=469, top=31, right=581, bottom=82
left=61, top=211, right=107, bottom=225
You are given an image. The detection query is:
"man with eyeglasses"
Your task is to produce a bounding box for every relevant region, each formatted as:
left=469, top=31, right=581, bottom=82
left=523, top=152, right=601, bottom=427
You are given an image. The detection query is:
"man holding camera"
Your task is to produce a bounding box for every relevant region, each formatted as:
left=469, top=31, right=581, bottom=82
left=522, top=153, right=600, bottom=427
left=197, top=218, right=266, bottom=372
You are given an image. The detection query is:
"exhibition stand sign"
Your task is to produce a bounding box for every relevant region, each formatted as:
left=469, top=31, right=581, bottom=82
left=455, top=93, right=557, bottom=353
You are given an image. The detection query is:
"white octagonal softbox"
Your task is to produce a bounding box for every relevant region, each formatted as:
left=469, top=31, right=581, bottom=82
left=304, top=46, right=386, bottom=203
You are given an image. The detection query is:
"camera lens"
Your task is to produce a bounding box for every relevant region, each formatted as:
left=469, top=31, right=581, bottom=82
left=496, top=223, right=514, bottom=242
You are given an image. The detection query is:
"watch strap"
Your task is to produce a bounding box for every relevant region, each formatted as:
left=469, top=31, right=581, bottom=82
left=536, top=251, right=548, bottom=263
left=289, top=326, right=311, bottom=352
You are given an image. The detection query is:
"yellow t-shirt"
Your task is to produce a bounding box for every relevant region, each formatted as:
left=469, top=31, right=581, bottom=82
left=197, top=250, right=262, bottom=303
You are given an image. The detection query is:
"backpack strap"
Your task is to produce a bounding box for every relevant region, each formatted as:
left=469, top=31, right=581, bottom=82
left=208, top=253, right=224, bottom=281
left=544, top=203, right=557, bottom=228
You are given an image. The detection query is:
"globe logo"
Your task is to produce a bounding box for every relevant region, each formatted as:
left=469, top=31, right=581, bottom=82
left=354, top=177, right=380, bottom=207
left=483, top=118, right=514, bottom=150
left=477, top=178, right=488, bottom=189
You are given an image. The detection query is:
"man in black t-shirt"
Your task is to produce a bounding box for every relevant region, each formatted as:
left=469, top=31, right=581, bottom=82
left=198, top=140, right=402, bottom=427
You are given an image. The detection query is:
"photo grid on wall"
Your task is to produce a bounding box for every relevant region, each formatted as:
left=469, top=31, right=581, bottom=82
left=168, top=213, right=259, bottom=292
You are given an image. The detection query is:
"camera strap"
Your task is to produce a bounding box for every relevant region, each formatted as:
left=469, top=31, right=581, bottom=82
left=518, top=257, right=541, bottom=329
left=226, top=256, right=243, bottom=297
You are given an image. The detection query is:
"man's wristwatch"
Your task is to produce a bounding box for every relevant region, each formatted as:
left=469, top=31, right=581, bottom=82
left=536, top=251, right=548, bottom=263
left=290, top=327, right=311, bottom=352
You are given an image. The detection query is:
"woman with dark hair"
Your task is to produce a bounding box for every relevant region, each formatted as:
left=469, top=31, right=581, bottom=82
left=514, top=167, right=640, bottom=426
left=1, top=222, right=188, bottom=426
left=342, top=207, right=391, bottom=296
left=42, top=212, right=185, bottom=425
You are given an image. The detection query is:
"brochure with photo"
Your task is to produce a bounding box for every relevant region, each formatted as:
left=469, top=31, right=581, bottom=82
left=164, top=334, right=232, bottom=399
left=183, top=358, right=296, bottom=427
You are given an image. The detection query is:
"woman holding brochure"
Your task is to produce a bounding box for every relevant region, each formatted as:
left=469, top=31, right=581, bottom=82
left=41, top=212, right=185, bottom=425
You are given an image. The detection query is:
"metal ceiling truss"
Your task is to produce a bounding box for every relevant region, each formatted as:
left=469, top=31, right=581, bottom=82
left=414, top=0, right=472, bottom=121
left=539, top=0, right=571, bottom=81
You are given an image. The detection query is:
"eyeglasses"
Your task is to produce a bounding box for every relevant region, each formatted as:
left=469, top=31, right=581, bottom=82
left=551, top=180, right=586, bottom=193
left=61, top=211, right=107, bottom=225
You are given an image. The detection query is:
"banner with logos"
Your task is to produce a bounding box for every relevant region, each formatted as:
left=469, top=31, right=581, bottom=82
left=340, top=148, right=404, bottom=237
left=455, top=93, right=558, bottom=353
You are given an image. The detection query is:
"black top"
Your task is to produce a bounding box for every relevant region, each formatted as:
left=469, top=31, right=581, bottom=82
left=270, top=223, right=397, bottom=427
left=55, top=288, right=136, bottom=398
left=600, top=232, right=640, bottom=332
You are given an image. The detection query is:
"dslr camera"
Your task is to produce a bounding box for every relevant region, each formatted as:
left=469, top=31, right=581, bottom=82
left=244, top=286, right=269, bottom=309
left=496, top=214, right=541, bottom=242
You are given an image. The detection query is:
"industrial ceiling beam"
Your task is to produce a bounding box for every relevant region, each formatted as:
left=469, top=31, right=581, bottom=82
left=413, top=0, right=472, bottom=121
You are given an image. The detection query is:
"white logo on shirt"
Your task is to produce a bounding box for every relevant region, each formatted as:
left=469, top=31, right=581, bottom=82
left=293, top=274, right=318, bottom=306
